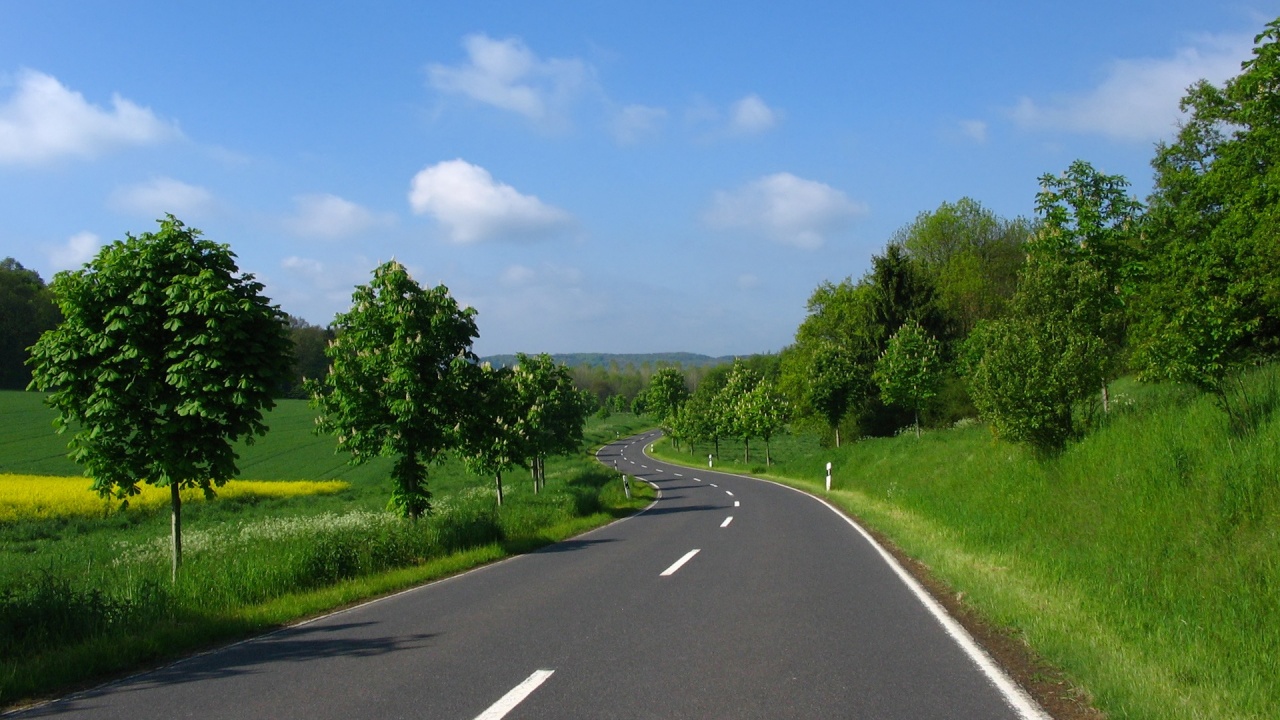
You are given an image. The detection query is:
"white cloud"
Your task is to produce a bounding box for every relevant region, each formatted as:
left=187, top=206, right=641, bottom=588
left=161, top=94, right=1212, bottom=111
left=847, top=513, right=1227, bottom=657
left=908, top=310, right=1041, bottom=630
left=500, top=264, right=536, bottom=286
left=281, top=255, right=324, bottom=278
left=611, top=104, right=667, bottom=144
left=110, top=177, right=213, bottom=218
left=48, top=231, right=102, bottom=270
left=408, top=159, right=573, bottom=244
left=0, top=69, right=181, bottom=165
left=728, top=94, right=779, bottom=135
left=427, top=34, right=588, bottom=125
left=284, top=194, right=392, bottom=240
left=1011, top=32, right=1251, bottom=142
left=959, top=119, right=988, bottom=144
left=704, top=172, right=866, bottom=249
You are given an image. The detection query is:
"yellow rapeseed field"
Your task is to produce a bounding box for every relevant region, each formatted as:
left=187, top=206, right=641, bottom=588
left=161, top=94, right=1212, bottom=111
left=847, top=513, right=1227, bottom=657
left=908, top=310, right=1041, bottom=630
left=0, top=474, right=349, bottom=522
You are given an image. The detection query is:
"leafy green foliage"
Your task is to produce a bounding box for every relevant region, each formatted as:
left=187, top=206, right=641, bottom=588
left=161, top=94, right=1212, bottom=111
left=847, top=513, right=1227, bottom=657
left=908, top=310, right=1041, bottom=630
left=1132, top=18, right=1280, bottom=397
left=0, top=259, right=61, bottom=391
left=736, top=378, right=790, bottom=464
left=26, top=217, right=293, bottom=574
left=805, top=344, right=864, bottom=447
left=963, top=161, right=1139, bottom=452
left=459, top=364, right=522, bottom=505
left=27, top=217, right=291, bottom=505
left=873, top=321, right=941, bottom=437
left=508, top=353, right=588, bottom=490
left=644, top=367, right=690, bottom=426
left=308, top=261, right=478, bottom=519
left=893, top=198, right=1029, bottom=336
left=278, top=315, right=333, bottom=399
left=712, top=362, right=761, bottom=461
left=966, top=312, right=1105, bottom=452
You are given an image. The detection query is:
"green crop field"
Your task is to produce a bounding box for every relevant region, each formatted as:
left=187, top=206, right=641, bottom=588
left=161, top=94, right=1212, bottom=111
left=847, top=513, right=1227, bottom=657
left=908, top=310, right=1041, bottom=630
left=653, top=364, right=1280, bottom=720
left=0, top=390, right=653, bottom=708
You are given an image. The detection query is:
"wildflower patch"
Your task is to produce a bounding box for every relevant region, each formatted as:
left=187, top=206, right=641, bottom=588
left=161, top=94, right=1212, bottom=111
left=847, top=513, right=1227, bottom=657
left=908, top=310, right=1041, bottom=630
left=0, top=475, right=349, bottom=523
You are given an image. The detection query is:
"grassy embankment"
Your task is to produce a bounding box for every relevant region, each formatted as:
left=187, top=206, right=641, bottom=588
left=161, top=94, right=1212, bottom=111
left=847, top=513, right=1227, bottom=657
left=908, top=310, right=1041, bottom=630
left=0, top=392, right=653, bottom=708
left=651, top=365, right=1279, bottom=720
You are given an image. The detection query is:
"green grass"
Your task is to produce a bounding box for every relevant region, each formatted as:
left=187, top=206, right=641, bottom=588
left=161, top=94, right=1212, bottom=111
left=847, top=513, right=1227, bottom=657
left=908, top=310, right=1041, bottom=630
left=0, top=391, right=654, bottom=708
left=653, top=366, right=1280, bottom=720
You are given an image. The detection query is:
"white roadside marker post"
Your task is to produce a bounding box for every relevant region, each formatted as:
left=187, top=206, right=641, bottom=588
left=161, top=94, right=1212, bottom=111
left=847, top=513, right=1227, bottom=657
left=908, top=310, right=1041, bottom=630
left=623, top=474, right=631, bottom=499
left=708, top=454, right=714, bottom=468
left=826, top=461, right=833, bottom=492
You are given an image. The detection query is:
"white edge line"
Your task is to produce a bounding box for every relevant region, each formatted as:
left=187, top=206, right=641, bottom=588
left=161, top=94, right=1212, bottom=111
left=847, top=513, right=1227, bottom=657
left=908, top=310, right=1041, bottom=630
left=641, top=440, right=1050, bottom=720
left=473, top=669, right=555, bottom=720
left=720, top=516, right=733, bottom=528
left=660, top=548, right=700, bottom=576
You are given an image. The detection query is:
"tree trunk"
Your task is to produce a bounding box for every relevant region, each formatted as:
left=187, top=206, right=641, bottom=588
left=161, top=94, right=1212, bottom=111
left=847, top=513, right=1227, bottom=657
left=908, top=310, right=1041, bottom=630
left=765, top=437, right=772, bottom=466
left=915, top=410, right=921, bottom=439
left=495, top=471, right=504, bottom=506
left=835, top=425, right=840, bottom=448
left=170, top=481, right=182, bottom=583
left=744, top=438, right=750, bottom=464
left=1101, top=382, right=1110, bottom=414
left=714, top=437, right=719, bottom=457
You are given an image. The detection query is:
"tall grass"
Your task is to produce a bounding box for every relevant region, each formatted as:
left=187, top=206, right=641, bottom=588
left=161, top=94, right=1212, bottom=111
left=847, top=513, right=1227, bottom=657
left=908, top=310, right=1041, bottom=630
left=653, top=364, right=1280, bottom=720
left=0, top=404, right=653, bottom=707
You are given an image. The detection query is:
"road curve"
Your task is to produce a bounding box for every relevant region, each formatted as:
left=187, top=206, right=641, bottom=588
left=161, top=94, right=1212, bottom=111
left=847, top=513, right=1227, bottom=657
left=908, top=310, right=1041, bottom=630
left=12, top=431, right=1049, bottom=719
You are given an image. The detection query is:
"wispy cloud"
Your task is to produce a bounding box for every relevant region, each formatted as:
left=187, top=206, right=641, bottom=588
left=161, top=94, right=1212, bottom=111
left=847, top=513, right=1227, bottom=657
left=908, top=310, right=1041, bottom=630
left=728, top=94, right=779, bottom=135
left=283, top=194, right=393, bottom=240
left=959, top=119, right=988, bottom=144
left=109, top=177, right=213, bottom=219
left=48, top=231, right=102, bottom=271
left=0, top=69, right=181, bottom=165
left=428, top=34, right=589, bottom=127
left=408, top=159, right=573, bottom=244
left=1011, top=32, right=1251, bottom=142
left=704, top=172, right=866, bottom=249
left=611, top=103, right=668, bottom=145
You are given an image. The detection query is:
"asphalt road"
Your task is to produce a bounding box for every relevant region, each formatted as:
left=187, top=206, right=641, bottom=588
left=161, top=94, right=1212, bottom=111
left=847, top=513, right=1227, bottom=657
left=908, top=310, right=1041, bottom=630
left=15, top=431, right=1048, bottom=719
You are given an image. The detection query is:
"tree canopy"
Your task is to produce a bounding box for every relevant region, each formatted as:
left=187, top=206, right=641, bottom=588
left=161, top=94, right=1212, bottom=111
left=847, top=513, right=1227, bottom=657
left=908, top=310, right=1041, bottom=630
left=309, top=260, right=478, bottom=519
left=27, top=216, right=292, bottom=577
left=0, top=258, right=60, bottom=390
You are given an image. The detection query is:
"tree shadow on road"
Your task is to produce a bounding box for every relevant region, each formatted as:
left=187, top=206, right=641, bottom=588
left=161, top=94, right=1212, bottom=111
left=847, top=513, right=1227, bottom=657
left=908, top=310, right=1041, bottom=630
left=21, top=622, right=435, bottom=716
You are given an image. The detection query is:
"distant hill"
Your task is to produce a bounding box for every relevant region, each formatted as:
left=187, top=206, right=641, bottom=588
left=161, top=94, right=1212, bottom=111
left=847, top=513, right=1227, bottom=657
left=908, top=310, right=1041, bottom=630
left=479, top=352, right=740, bottom=369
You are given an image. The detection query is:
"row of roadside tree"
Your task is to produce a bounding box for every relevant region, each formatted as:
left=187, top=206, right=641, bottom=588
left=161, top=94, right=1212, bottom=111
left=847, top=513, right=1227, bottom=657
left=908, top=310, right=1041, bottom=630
left=24, top=221, right=588, bottom=578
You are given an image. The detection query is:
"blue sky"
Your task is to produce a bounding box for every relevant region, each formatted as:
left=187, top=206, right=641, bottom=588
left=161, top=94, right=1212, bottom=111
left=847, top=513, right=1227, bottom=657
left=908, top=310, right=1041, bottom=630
left=1, top=1, right=1275, bottom=356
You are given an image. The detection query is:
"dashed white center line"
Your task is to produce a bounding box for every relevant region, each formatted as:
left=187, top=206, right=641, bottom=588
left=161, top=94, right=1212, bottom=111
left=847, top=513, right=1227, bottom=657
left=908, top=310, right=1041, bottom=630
left=674, top=473, right=683, bottom=477
left=473, top=669, right=555, bottom=720
left=660, top=549, right=701, bottom=576
left=640, top=465, right=648, bottom=469
left=709, top=483, right=718, bottom=488
left=694, top=478, right=703, bottom=482
left=734, top=501, right=740, bottom=507
left=725, top=491, right=734, bottom=496
left=720, top=516, right=733, bottom=528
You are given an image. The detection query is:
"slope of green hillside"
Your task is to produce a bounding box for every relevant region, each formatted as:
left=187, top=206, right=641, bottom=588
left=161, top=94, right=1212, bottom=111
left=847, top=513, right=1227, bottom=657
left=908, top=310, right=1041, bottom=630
left=653, top=364, right=1280, bottom=720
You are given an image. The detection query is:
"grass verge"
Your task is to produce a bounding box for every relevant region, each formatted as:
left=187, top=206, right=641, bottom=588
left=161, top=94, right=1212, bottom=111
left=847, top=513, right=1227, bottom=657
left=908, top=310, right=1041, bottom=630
left=651, top=365, right=1280, bottom=720
left=0, top=403, right=654, bottom=709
